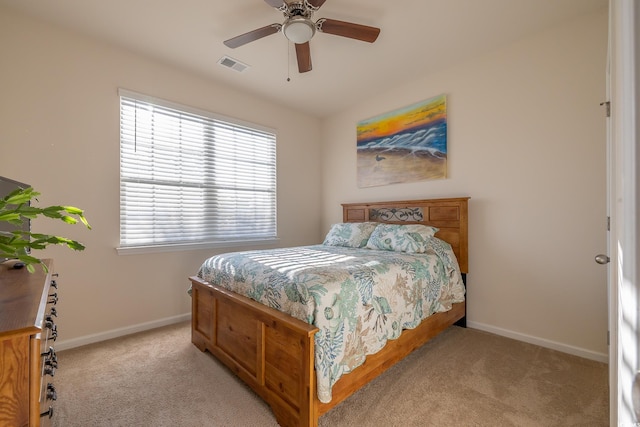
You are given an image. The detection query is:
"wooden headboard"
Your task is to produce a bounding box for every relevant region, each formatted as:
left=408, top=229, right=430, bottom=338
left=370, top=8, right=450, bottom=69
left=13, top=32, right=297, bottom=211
left=342, top=197, right=469, bottom=273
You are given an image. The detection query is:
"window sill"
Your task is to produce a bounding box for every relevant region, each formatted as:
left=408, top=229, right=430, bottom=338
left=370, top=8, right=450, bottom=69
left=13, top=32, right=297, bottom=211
left=116, top=238, right=280, bottom=255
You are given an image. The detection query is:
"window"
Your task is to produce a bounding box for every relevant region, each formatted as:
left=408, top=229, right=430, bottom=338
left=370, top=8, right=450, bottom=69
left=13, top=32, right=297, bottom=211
left=118, top=89, right=277, bottom=253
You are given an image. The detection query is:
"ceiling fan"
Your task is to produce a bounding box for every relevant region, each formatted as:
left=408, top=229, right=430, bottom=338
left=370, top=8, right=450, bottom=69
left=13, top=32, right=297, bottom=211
left=223, top=0, right=381, bottom=73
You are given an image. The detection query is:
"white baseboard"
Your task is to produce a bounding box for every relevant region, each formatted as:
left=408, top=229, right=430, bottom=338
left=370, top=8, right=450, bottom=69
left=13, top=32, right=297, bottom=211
left=467, top=321, right=609, bottom=364
left=55, top=313, right=191, bottom=351
left=55, top=315, right=608, bottom=364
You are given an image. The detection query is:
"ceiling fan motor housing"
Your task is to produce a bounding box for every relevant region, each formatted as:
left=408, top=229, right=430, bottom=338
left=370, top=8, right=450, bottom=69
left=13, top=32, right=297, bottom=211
left=287, top=2, right=313, bottom=18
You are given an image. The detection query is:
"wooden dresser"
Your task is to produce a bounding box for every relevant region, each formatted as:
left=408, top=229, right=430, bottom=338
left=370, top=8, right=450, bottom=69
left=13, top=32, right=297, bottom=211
left=0, top=259, right=58, bottom=427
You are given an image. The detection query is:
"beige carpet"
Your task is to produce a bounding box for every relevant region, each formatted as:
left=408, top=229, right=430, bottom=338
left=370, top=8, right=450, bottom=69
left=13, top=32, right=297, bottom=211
left=52, top=321, right=608, bottom=427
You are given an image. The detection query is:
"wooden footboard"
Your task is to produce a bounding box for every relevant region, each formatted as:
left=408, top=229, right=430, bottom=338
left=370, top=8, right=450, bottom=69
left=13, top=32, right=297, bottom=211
left=191, top=275, right=465, bottom=427
left=191, top=276, right=318, bottom=427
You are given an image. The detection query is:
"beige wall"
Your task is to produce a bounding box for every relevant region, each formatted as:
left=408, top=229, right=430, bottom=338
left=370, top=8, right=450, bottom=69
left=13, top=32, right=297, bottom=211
left=0, top=9, right=322, bottom=346
left=320, top=9, right=609, bottom=359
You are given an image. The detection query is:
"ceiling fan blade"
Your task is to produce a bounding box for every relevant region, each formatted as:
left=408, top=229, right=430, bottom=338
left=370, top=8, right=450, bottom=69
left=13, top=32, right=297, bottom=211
left=306, top=0, right=327, bottom=9
left=263, top=0, right=286, bottom=8
left=317, top=18, right=380, bottom=43
left=295, top=42, right=312, bottom=73
left=223, top=24, right=282, bottom=49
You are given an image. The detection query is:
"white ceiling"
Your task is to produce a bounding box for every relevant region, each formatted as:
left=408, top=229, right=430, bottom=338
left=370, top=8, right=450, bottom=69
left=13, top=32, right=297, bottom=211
left=1, top=0, right=607, bottom=118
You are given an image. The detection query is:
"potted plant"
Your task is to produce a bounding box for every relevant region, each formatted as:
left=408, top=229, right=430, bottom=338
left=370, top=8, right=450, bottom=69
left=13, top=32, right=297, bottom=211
left=0, top=186, right=91, bottom=272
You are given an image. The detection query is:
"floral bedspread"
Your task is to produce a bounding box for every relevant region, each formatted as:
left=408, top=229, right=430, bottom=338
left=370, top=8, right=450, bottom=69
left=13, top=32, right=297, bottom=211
left=196, top=239, right=465, bottom=403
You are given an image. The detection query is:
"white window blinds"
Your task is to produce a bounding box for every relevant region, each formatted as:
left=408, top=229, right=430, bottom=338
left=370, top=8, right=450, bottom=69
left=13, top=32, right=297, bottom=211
left=119, top=89, right=277, bottom=250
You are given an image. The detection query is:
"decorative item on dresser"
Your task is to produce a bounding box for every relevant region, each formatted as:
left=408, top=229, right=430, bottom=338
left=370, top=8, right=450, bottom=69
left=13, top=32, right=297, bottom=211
left=190, top=197, right=469, bottom=427
left=0, top=180, right=91, bottom=273
left=0, top=259, right=58, bottom=427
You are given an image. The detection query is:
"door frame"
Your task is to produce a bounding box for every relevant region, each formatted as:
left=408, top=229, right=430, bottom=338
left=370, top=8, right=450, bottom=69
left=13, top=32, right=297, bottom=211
left=609, top=0, right=638, bottom=425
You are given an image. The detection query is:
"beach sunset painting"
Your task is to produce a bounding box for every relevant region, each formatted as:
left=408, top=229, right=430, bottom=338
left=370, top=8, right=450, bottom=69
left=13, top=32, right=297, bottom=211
left=357, top=94, right=447, bottom=187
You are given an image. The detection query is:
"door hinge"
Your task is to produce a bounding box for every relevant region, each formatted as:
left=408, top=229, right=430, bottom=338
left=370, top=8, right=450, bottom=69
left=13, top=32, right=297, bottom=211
left=607, top=216, right=610, bottom=231
left=600, top=101, right=611, bottom=117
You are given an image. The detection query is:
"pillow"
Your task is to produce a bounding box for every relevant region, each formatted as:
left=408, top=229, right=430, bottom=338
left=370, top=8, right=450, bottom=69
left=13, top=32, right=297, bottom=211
left=322, top=222, right=379, bottom=248
left=366, top=223, right=439, bottom=253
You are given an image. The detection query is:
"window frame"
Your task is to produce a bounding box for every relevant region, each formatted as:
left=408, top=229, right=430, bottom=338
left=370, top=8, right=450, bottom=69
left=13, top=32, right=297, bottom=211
left=116, top=89, right=279, bottom=255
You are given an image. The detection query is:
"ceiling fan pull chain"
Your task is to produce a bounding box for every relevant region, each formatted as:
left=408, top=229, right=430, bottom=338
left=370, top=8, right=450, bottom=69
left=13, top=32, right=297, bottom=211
left=287, top=41, right=291, bottom=82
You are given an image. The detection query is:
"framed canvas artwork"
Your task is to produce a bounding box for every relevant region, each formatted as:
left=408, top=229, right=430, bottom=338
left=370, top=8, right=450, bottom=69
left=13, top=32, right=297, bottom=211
left=357, top=94, right=447, bottom=187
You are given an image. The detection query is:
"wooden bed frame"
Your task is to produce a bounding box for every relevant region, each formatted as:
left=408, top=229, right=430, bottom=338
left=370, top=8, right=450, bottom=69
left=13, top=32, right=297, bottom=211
left=190, top=197, right=469, bottom=427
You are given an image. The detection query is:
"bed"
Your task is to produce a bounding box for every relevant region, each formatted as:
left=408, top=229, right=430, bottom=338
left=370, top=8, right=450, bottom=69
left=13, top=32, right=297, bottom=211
left=190, top=197, right=469, bottom=427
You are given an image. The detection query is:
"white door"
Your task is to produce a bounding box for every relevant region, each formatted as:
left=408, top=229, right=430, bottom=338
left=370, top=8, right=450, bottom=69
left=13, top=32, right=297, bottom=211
left=609, top=0, right=639, bottom=425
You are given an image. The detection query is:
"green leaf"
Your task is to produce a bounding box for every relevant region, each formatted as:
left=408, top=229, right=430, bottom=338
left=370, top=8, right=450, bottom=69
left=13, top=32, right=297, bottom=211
left=60, top=216, right=78, bottom=225
left=79, top=215, right=91, bottom=229
left=14, top=206, right=42, bottom=218
left=0, top=243, right=17, bottom=253
left=16, top=254, right=41, bottom=264
left=0, top=212, right=21, bottom=222
left=3, top=187, right=38, bottom=204
left=41, top=208, right=64, bottom=219
left=63, top=206, right=84, bottom=215
left=0, top=186, right=91, bottom=272
left=66, top=241, right=86, bottom=251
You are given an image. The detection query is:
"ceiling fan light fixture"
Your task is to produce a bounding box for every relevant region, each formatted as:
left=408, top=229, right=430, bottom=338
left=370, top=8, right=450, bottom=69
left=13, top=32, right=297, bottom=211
left=283, top=17, right=316, bottom=44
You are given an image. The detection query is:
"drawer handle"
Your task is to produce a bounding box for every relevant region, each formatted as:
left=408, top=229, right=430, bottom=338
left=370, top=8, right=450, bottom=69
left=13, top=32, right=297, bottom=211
left=45, top=322, right=58, bottom=341
left=50, top=279, right=58, bottom=289
left=48, top=293, right=58, bottom=304
left=40, top=406, right=54, bottom=419
left=41, top=346, right=57, bottom=361
left=44, top=364, right=56, bottom=377
left=46, top=383, right=57, bottom=401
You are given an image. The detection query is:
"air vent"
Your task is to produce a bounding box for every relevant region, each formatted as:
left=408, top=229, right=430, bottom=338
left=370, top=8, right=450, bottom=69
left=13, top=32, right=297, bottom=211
left=217, top=56, right=250, bottom=73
